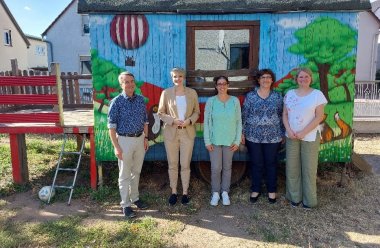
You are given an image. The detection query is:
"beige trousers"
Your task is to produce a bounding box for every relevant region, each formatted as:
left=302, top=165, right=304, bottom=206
left=118, top=135, right=145, bottom=208
left=164, top=129, right=195, bottom=194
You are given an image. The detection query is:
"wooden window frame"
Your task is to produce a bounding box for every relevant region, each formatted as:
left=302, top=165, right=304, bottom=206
left=186, top=21, right=260, bottom=96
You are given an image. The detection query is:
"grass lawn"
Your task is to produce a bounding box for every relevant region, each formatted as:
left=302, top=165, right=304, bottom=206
left=0, top=134, right=379, bottom=247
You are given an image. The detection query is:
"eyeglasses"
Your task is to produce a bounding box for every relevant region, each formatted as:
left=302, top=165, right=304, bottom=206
left=216, top=82, right=229, bottom=86
left=260, top=76, right=272, bottom=79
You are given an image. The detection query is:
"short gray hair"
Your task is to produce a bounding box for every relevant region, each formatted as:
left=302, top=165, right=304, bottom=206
left=118, top=71, right=135, bottom=82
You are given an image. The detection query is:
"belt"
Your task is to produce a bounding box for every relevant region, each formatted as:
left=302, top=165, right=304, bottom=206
left=177, top=126, right=186, bottom=129
left=118, top=132, right=143, bottom=137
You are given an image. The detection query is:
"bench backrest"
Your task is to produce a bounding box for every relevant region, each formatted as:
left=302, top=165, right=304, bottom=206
left=0, top=75, right=63, bottom=125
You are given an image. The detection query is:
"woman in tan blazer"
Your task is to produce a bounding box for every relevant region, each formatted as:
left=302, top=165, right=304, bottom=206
left=158, top=67, right=200, bottom=206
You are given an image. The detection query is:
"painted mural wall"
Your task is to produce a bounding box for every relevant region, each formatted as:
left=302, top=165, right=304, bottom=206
left=89, top=12, right=358, bottom=163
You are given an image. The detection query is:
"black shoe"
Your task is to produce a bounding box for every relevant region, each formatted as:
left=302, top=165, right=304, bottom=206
left=133, top=199, right=148, bottom=210
left=168, top=194, right=178, bottom=206
left=302, top=203, right=312, bottom=210
left=249, top=193, right=260, bottom=203
left=268, top=197, right=277, bottom=204
left=123, top=207, right=136, bottom=218
left=290, top=201, right=300, bottom=208
left=181, top=195, right=190, bottom=205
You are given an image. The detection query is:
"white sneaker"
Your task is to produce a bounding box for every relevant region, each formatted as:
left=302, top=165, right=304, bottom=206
left=221, top=191, right=231, bottom=206
left=210, top=192, right=220, bottom=206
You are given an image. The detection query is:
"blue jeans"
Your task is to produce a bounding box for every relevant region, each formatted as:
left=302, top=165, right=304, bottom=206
left=246, top=140, right=280, bottom=193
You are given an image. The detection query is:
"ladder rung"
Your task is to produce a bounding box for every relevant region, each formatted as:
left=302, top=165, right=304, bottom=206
left=54, top=185, right=73, bottom=189
left=58, top=168, right=77, bottom=172
left=62, top=151, right=82, bottom=155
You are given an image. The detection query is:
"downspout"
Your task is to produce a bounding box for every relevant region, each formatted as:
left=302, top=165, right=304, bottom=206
left=370, top=32, right=379, bottom=80
left=45, top=40, right=54, bottom=67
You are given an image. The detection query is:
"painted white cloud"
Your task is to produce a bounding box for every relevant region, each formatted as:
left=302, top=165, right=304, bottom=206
left=91, top=16, right=109, bottom=25
left=158, top=21, right=176, bottom=32
left=24, top=6, right=31, bottom=11
left=277, top=17, right=309, bottom=29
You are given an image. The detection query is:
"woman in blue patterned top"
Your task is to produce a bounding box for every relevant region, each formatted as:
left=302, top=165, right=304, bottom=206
left=242, top=69, right=284, bottom=204
left=204, top=76, right=242, bottom=206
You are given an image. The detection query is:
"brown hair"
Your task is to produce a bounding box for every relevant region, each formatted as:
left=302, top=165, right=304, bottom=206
left=256, top=69, right=276, bottom=89
left=213, top=75, right=229, bottom=95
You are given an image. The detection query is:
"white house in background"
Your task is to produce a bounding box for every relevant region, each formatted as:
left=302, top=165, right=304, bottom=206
left=25, top=35, right=48, bottom=71
left=42, top=0, right=91, bottom=74
left=0, top=0, right=30, bottom=71
left=356, top=0, right=380, bottom=81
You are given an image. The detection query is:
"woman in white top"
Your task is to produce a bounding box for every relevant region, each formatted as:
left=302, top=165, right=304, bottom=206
left=283, top=67, right=327, bottom=209
left=158, top=68, right=200, bottom=206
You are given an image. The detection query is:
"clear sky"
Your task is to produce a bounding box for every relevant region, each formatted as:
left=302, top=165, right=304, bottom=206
left=4, top=0, right=72, bottom=37
left=3, top=0, right=378, bottom=37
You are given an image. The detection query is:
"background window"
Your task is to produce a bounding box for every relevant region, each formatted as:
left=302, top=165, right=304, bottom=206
left=3, top=30, right=12, bottom=46
left=82, top=15, right=90, bottom=35
left=35, top=45, right=46, bottom=56
left=80, top=55, right=91, bottom=74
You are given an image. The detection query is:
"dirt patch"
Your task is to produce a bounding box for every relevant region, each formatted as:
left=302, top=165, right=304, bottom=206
left=3, top=192, right=93, bottom=223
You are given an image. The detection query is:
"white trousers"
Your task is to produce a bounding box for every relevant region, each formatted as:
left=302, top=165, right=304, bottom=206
left=118, top=135, right=145, bottom=208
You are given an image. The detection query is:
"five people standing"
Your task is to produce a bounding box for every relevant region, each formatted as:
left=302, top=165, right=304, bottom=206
left=109, top=66, right=327, bottom=214
left=203, top=76, right=242, bottom=206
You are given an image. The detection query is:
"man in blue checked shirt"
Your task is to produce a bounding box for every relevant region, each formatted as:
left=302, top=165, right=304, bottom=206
left=108, top=71, right=149, bottom=219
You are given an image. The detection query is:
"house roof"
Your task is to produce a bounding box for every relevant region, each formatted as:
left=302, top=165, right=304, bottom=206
left=42, top=0, right=76, bottom=36
left=78, top=0, right=371, bottom=14
left=25, top=34, right=45, bottom=42
left=0, top=0, right=30, bottom=47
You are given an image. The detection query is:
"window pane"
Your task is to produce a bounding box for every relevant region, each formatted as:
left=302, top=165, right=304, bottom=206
left=195, top=29, right=249, bottom=70
left=82, top=15, right=90, bottom=34
left=4, top=30, right=12, bottom=46
left=81, top=60, right=92, bottom=74
left=230, top=44, right=249, bottom=70
left=83, top=24, right=90, bottom=34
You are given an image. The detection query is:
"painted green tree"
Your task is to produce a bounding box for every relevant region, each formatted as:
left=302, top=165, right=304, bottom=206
left=275, top=17, right=357, bottom=162
left=277, top=17, right=357, bottom=103
left=91, top=49, right=124, bottom=113
left=91, top=49, right=147, bottom=113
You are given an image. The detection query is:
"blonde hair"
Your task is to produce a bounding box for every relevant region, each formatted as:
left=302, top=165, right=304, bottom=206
left=295, top=67, right=313, bottom=81
left=170, top=67, right=186, bottom=77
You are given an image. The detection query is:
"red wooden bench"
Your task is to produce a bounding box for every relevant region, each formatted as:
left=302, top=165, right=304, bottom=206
left=0, top=64, right=97, bottom=189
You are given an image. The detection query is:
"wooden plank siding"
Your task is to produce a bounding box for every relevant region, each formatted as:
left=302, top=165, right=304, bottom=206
left=187, top=69, right=257, bottom=96
left=89, top=12, right=360, bottom=162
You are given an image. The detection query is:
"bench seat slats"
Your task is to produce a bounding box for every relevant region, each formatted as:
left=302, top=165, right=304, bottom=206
left=0, top=113, right=60, bottom=123
left=0, top=76, right=56, bottom=86
left=0, top=95, right=58, bottom=104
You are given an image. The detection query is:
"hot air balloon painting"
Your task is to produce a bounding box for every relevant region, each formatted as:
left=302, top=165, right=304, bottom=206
left=110, top=15, right=149, bottom=49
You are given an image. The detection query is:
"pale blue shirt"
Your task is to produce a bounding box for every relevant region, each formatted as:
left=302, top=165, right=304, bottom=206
left=204, top=96, right=242, bottom=146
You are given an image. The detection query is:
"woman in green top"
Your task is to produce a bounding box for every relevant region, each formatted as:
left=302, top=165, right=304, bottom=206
left=204, top=76, right=242, bottom=206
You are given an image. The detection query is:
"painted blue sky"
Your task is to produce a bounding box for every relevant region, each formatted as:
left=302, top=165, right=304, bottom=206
left=4, top=0, right=72, bottom=37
